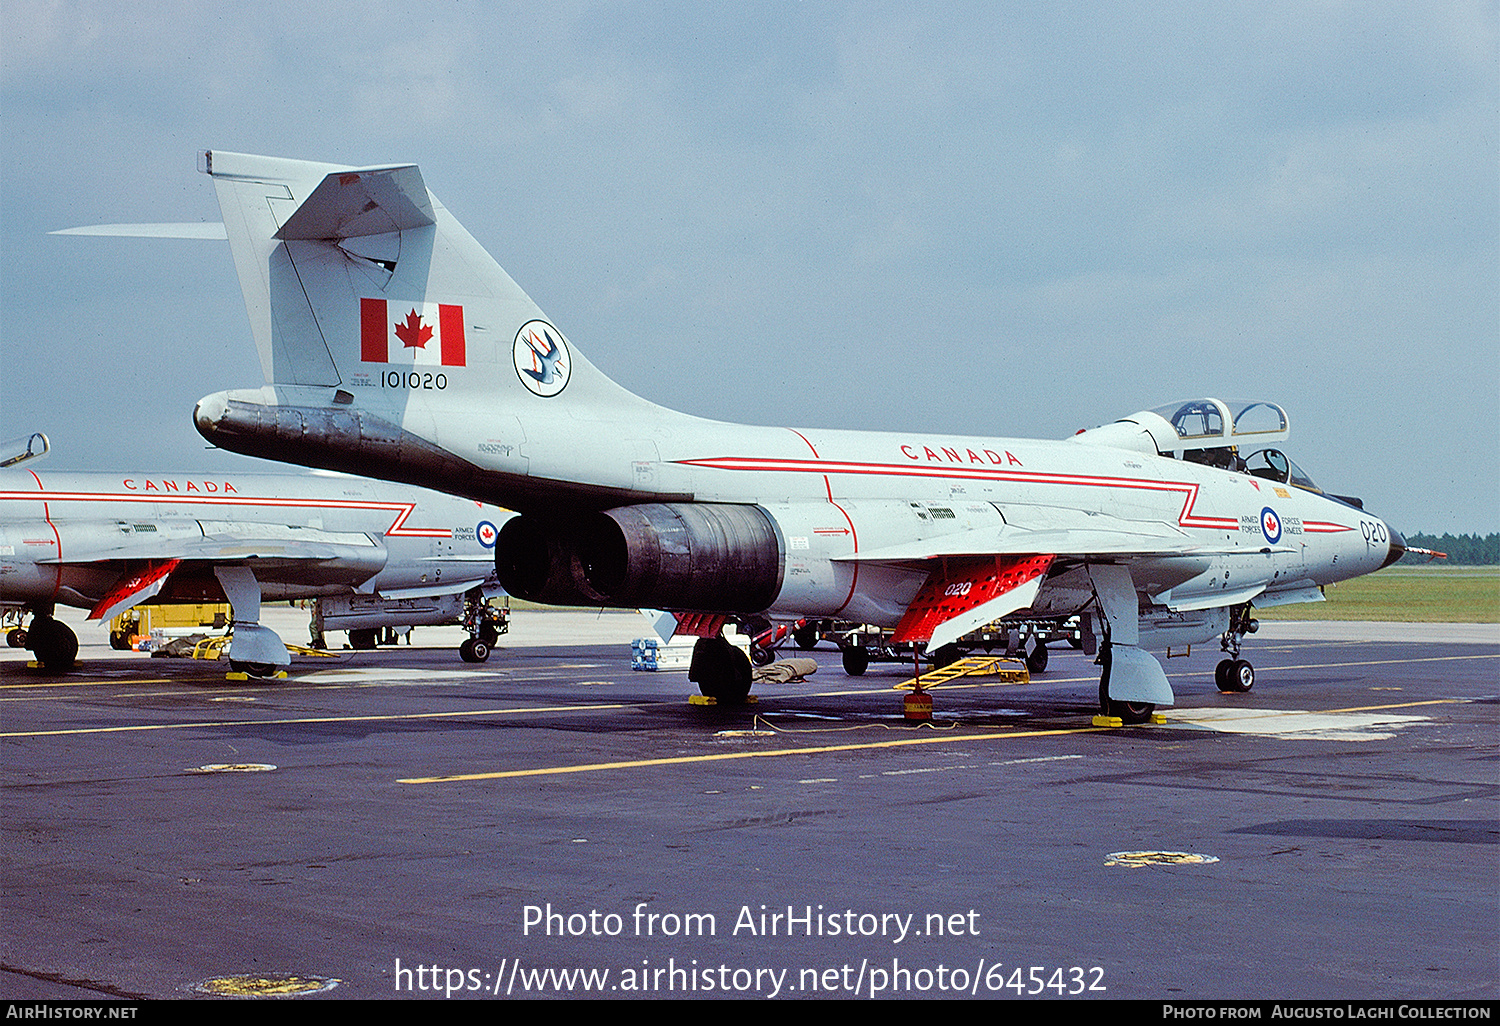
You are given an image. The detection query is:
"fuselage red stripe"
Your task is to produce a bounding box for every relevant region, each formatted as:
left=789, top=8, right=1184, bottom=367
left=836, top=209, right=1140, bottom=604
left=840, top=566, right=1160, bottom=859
left=28, top=469, right=64, bottom=602
left=672, top=456, right=1348, bottom=535
left=0, top=490, right=452, bottom=538
left=787, top=430, right=862, bottom=609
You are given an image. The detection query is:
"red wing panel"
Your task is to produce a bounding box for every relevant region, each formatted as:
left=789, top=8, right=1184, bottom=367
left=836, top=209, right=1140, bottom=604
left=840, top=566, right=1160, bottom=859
left=891, top=554, right=1054, bottom=644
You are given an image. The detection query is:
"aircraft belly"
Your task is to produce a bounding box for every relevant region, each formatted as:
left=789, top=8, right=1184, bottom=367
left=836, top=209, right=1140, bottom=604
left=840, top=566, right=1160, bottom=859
left=1157, top=551, right=1285, bottom=610
left=1026, top=574, right=1094, bottom=618
left=0, top=559, right=63, bottom=604
left=51, top=565, right=132, bottom=607
left=1138, top=605, right=1229, bottom=648
left=837, top=569, right=928, bottom=625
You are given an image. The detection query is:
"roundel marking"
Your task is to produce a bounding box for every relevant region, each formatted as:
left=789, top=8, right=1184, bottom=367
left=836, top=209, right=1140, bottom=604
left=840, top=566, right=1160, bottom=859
left=477, top=520, right=498, bottom=549
left=1260, top=506, right=1282, bottom=545
left=513, top=319, right=572, bottom=397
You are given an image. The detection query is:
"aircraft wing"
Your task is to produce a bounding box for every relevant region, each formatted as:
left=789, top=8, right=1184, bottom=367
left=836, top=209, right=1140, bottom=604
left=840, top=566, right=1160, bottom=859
left=833, top=504, right=1226, bottom=565
left=34, top=523, right=387, bottom=571
left=832, top=504, right=1290, bottom=651
left=31, top=521, right=390, bottom=620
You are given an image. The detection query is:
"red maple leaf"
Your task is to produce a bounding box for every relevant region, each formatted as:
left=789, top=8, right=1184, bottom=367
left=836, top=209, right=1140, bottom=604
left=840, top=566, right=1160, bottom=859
left=394, top=309, right=433, bottom=350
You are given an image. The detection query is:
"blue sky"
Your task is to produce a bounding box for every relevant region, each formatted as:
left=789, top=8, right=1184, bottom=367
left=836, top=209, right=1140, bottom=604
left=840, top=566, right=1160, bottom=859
left=2, top=1, right=1495, bottom=533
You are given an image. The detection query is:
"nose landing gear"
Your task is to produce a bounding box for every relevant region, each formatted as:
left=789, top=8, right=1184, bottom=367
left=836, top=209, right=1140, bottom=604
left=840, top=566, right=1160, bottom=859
left=1217, top=603, right=1258, bottom=693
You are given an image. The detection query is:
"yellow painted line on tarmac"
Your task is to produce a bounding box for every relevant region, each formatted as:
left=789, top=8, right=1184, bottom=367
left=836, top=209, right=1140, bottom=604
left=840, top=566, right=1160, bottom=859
left=0, top=678, right=178, bottom=690
left=0, top=703, right=633, bottom=739
left=399, top=724, right=1112, bottom=784
left=0, top=679, right=508, bottom=703
left=1319, top=697, right=1470, bottom=715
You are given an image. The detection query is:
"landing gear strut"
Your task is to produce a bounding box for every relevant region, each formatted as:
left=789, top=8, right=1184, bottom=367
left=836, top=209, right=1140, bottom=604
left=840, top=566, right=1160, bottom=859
left=1216, top=603, right=1258, bottom=693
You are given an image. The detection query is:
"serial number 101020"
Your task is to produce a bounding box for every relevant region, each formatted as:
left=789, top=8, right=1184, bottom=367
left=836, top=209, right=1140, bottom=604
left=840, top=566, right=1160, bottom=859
left=382, top=370, right=448, bottom=390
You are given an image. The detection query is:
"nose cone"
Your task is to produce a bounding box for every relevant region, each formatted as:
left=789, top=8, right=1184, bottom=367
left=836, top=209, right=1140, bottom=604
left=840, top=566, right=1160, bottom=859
left=1380, top=525, right=1407, bottom=570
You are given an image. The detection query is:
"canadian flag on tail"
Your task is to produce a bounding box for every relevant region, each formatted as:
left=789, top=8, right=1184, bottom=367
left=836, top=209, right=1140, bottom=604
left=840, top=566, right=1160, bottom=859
left=360, top=298, right=466, bottom=367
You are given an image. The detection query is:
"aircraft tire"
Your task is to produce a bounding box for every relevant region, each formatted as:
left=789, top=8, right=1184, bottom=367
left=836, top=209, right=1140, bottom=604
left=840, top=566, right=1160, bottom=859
left=1097, top=646, right=1153, bottom=724
left=690, top=636, right=752, bottom=703
left=349, top=628, right=378, bottom=651
left=230, top=660, right=277, bottom=677
left=460, top=638, right=490, bottom=663
left=27, top=616, right=77, bottom=672
left=1026, top=642, right=1049, bottom=674
left=1222, top=659, right=1254, bottom=693
left=794, top=625, right=819, bottom=650
left=840, top=645, right=869, bottom=676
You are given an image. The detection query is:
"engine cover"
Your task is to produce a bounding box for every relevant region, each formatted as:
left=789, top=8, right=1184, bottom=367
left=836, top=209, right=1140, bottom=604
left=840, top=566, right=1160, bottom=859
left=496, top=502, right=784, bottom=612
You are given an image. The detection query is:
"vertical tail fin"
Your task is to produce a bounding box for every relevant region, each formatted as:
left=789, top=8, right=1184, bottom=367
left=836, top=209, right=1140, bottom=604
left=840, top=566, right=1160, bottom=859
left=203, top=149, right=552, bottom=395
left=195, top=150, right=664, bottom=509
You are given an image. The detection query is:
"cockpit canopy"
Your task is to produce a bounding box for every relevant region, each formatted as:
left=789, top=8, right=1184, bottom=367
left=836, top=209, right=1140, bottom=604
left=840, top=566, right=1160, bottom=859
left=1242, top=447, right=1322, bottom=494
left=1067, top=399, right=1346, bottom=501
left=0, top=432, right=49, bottom=469
left=1149, top=399, right=1288, bottom=447
left=1068, top=398, right=1290, bottom=456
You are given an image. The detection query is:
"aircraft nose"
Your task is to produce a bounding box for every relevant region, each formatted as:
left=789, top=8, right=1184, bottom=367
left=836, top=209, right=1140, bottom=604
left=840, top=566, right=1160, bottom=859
left=1380, top=525, right=1407, bottom=570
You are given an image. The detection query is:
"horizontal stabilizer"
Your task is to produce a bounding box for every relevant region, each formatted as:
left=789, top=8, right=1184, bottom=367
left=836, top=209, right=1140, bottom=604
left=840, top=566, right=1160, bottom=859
left=274, top=164, right=434, bottom=240
left=51, top=223, right=228, bottom=239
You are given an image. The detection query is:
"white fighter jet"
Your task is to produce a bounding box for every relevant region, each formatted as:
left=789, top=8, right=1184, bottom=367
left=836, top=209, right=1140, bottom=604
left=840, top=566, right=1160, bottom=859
left=164, top=151, right=1406, bottom=718
left=0, top=436, right=510, bottom=673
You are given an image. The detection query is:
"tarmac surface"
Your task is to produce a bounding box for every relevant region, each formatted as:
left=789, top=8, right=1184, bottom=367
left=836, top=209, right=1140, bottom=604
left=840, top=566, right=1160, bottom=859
left=2, top=607, right=1496, bottom=1001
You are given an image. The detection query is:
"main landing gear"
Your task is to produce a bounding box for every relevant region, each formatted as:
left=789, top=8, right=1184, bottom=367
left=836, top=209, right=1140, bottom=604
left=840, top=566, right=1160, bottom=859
left=689, top=634, right=752, bottom=704
left=1095, top=642, right=1155, bottom=725
left=1216, top=603, right=1258, bottom=694
left=23, top=612, right=78, bottom=673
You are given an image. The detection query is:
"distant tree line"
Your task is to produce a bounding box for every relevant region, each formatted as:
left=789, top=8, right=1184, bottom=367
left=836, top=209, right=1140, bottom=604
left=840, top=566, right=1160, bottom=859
left=1399, top=533, right=1500, bottom=565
